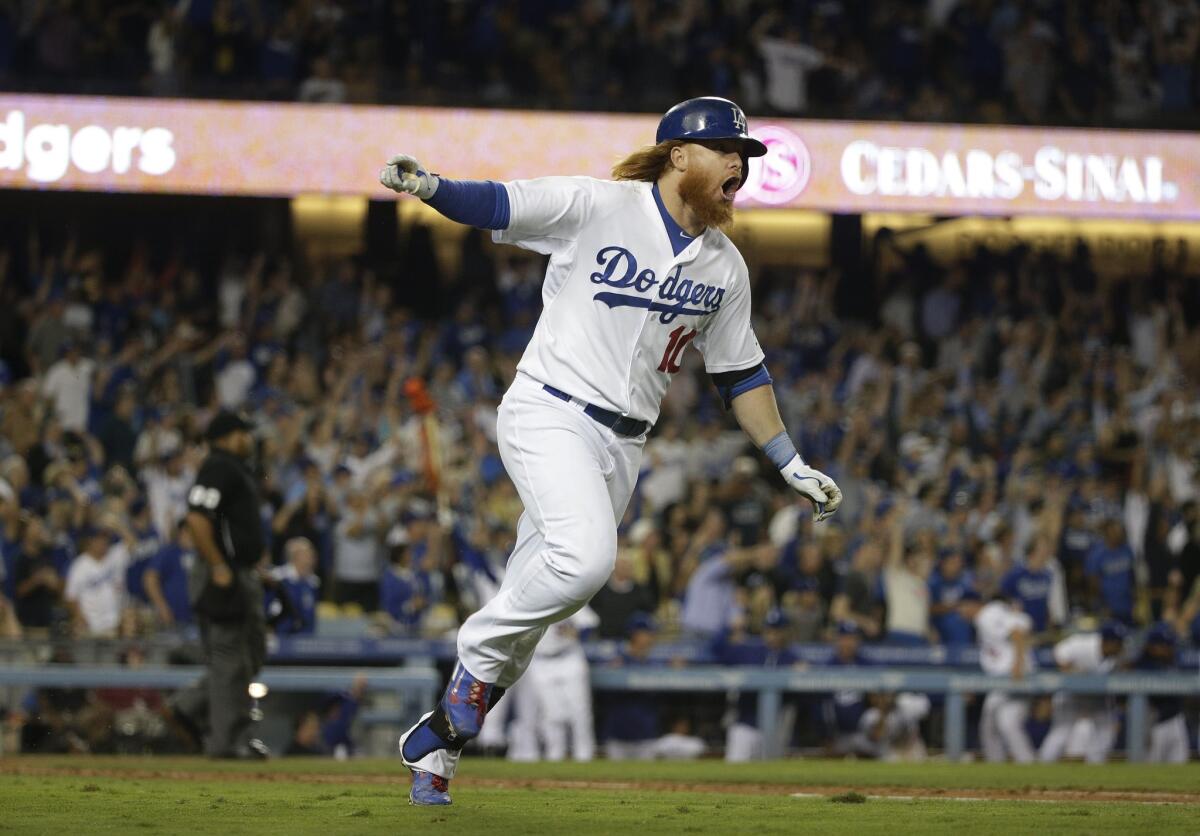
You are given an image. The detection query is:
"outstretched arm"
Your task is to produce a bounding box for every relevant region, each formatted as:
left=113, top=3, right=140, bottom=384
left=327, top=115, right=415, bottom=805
left=380, top=156, right=596, bottom=252
left=379, top=154, right=510, bottom=229
left=730, top=384, right=842, bottom=522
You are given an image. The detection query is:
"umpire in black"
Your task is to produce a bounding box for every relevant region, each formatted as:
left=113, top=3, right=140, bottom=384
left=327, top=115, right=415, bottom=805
left=168, top=410, right=269, bottom=758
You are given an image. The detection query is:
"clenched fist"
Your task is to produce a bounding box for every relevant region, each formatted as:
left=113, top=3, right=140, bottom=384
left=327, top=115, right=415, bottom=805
left=780, top=455, right=842, bottom=522
left=379, top=154, right=440, bottom=199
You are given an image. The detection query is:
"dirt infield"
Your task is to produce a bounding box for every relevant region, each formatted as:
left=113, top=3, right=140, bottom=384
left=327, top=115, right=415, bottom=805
left=2, top=762, right=1198, bottom=805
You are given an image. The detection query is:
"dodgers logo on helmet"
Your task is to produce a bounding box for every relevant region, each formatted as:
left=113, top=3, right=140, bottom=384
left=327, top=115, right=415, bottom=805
left=736, top=125, right=812, bottom=206
left=731, top=106, right=747, bottom=134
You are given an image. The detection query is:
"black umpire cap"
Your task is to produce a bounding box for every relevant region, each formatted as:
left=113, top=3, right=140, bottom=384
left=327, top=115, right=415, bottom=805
left=206, top=409, right=255, bottom=441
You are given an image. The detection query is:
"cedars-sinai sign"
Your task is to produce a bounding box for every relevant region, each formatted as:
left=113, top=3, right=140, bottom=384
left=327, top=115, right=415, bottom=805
left=0, top=94, right=1195, bottom=220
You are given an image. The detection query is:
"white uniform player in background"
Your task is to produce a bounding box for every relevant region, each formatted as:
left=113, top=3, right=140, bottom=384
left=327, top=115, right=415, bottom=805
left=1038, top=622, right=1126, bottom=764
left=507, top=606, right=598, bottom=762
left=380, top=96, right=842, bottom=805
left=853, top=692, right=931, bottom=762
left=975, top=596, right=1036, bottom=763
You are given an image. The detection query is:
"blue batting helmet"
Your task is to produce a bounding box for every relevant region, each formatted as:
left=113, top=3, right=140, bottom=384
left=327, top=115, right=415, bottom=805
left=1100, top=620, right=1129, bottom=644
left=656, top=97, right=767, bottom=158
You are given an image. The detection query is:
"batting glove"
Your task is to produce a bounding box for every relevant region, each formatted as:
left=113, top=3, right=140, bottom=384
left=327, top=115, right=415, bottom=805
left=780, top=454, right=842, bottom=523
left=379, top=154, right=440, bottom=200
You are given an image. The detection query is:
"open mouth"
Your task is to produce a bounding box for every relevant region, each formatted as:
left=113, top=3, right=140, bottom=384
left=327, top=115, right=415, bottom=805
left=721, top=175, right=740, bottom=200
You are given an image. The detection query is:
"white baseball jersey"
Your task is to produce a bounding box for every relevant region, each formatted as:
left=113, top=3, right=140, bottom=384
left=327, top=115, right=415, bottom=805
left=65, top=545, right=130, bottom=635
left=975, top=601, right=1035, bottom=677
left=494, top=177, right=764, bottom=423
left=1052, top=632, right=1115, bottom=674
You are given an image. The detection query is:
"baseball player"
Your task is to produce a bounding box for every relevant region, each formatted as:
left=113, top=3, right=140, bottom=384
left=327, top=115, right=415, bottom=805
left=712, top=608, right=799, bottom=762
left=506, top=605, right=598, bottom=762
left=853, top=692, right=931, bottom=762
left=1136, top=622, right=1190, bottom=763
left=1037, top=621, right=1126, bottom=764
left=380, top=96, right=843, bottom=805
left=974, top=594, right=1037, bottom=763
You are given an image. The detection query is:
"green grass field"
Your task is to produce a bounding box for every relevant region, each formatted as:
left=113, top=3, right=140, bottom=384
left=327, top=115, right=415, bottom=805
left=2, top=757, right=1198, bottom=835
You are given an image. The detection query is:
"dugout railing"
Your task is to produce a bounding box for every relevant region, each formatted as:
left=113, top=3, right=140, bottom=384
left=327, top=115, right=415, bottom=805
left=0, top=657, right=1193, bottom=762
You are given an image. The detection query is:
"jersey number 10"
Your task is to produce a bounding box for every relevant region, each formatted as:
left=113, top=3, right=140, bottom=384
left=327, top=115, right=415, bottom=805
left=658, top=326, right=697, bottom=374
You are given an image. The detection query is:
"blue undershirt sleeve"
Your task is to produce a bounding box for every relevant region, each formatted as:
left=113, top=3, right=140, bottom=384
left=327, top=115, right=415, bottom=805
left=711, top=363, right=772, bottom=409
left=424, top=178, right=511, bottom=230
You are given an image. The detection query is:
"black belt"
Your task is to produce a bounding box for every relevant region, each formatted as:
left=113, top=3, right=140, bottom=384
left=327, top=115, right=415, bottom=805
left=542, top=385, right=650, bottom=438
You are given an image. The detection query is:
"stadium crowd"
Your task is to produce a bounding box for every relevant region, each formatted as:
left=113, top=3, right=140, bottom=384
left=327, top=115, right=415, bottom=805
left=1, top=220, right=1198, bottom=659
left=1, top=0, right=1199, bottom=127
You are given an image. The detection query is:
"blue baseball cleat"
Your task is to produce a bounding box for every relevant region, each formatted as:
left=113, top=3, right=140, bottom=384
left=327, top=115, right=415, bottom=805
left=409, top=770, right=452, bottom=806
left=442, top=661, right=493, bottom=739
left=399, top=662, right=498, bottom=767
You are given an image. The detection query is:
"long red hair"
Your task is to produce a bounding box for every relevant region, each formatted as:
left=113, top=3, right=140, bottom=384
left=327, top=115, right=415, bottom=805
left=611, top=141, right=684, bottom=182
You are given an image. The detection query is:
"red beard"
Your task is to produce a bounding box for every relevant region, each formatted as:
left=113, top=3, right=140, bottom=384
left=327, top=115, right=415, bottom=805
left=677, top=167, right=735, bottom=230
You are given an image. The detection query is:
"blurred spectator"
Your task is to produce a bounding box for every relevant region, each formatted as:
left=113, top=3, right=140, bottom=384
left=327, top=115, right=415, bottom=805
left=11, top=515, right=64, bottom=633
left=270, top=457, right=332, bottom=569
left=41, top=341, right=94, bottom=433
left=1136, top=622, right=1189, bottom=763
left=752, top=10, right=829, bottom=115
left=143, top=522, right=195, bottom=629
left=298, top=55, right=346, bottom=103
left=679, top=511, right=742, bottom=636
left=601, top=613, right=662, bottom=761
left=143, top=442, right=195, bottom=542
left=590, top=549, right=656, bottom=640
left=1038, top=622, right=1126, bottom=764
left=829, top=539, right=884, bottom=640
left=378, top=532, right=424, bottom=631
left=853, top=692, right=931, bottom=761
left=822, top=621, right=869, bottom=755
left=332, top=487, right=383, bottom=610
left=883, top=503, right=933, bottom=645
left=712, top=609, right=800, bottom=762
left=146, top=5, right=181, bottom=97
left=927, top=550, right=979, bottom=647
left=64, top=526, right=129, bottom=637
left=999, top=535, right=1061, bottom=636
left=123, top=500, right=163, bottom=615
left=214, top=333, right=256, bottom=409
left=267, top=537, right=320, bottom=636
left=285, top=674, right=368, bottom=758
left=1085, top=519, right=1137, bottom=624
left=720, top=456, right=770, bottom=546
left=2, top=1, right=1196, bottom=129
left=96, top=384, right=139, bottom=472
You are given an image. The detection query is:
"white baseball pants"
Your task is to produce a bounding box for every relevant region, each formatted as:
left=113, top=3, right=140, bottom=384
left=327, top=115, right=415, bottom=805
left=408, top=375, right=643, bottom=780
left=1038, top=696, right=1118, bottom=764
left=458, top=374, right=645, bottom=687
left=507, top=648, right=596, bottom=762
left=1148, top=714, right=1189, bottom=763
left=980, top=692, right=1035, bottom=763
left=725, top=723, right=763, bottom=762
